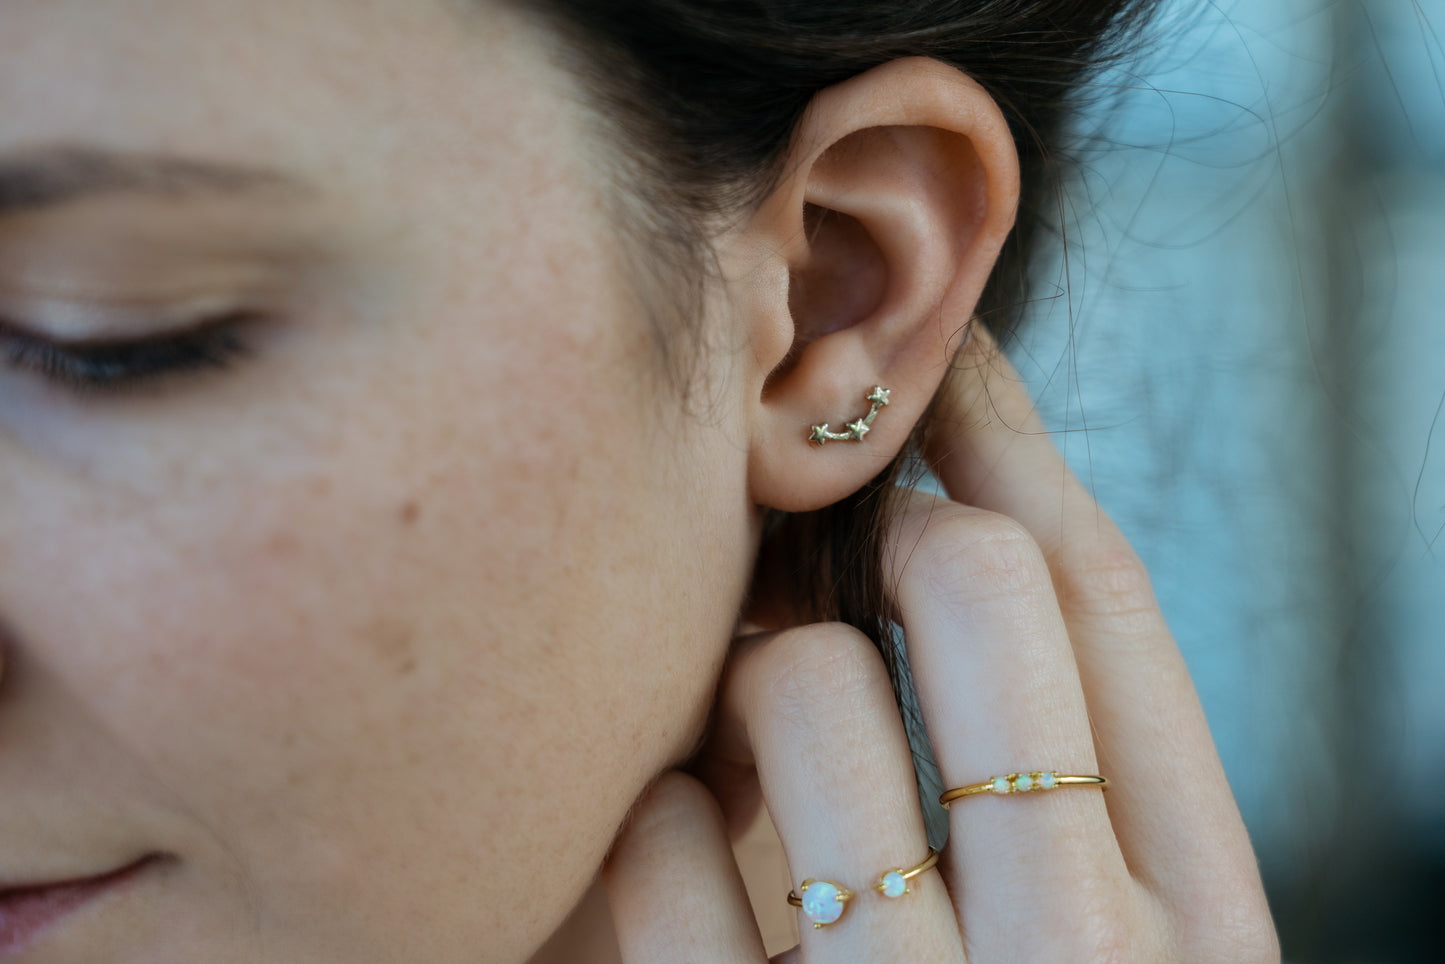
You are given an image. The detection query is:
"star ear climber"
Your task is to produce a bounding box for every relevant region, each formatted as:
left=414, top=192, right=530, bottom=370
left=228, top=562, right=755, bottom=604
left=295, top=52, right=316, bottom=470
left=808, top=386, right=891, bottom=445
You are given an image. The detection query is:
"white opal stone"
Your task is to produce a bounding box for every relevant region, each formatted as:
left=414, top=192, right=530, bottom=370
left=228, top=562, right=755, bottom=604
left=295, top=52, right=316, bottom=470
left=992, top=776, right=1011, bottom=794
left=1038, top=771, right=1058, bottom=790
left=1015, top=773, right=1035, bottom=792
left=880, top=872, right=908, bottom=898
left=801, top=882, right=845, bottom=925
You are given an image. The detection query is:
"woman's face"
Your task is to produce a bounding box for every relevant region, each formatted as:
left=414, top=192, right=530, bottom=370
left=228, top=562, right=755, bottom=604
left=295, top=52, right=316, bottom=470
left=0, top=2, right=757, bottom=961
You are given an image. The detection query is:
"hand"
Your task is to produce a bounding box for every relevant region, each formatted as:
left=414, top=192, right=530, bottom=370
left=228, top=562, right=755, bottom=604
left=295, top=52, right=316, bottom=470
left=602, top=326, right=1279, bottom=962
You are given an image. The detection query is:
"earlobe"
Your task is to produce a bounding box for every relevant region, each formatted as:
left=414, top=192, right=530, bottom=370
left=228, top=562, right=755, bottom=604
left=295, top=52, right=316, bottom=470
left=737, top=58, right=1020, bottom=512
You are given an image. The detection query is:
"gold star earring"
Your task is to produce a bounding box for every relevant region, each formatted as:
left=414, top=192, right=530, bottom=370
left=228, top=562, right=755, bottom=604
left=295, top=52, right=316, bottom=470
left=809, top=386, right=891, bottom=445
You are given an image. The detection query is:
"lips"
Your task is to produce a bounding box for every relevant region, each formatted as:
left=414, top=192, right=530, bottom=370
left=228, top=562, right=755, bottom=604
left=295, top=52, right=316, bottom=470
left=0, top=855, right=158, bottom=958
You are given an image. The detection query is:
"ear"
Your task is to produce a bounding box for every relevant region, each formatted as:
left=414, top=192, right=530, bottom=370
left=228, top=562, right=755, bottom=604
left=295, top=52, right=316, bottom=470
left=728, top=57, right=1020, bottom=512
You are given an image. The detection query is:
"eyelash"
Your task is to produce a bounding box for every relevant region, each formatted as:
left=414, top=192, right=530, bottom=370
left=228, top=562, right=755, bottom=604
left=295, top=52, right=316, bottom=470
left=0, top=313, right=255, bottom=392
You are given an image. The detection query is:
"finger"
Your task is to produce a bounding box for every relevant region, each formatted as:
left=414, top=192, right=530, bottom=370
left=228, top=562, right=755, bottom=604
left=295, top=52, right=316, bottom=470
left=926, top=325, right=1269, bottom=930
left=603, top=772, right=770, bottom=964
left=887, top=495, right=1146, bottom=957
left=926, top=323, right=1093, bottom=550
left=708, top=624, right=964, bottom=961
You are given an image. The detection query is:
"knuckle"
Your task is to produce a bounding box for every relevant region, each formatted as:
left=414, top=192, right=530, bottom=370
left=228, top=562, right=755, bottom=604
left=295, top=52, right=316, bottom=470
left=636, top=770, right=713, bottom=823
left=1064, top=882, right=1143, bottom=964
left=911, top=505, right=1052, bottom=606
left=1179, top=892, right=1282, bottom=964
left=1028, top=877, right=1177, bottom=964
left=758, top=623, right=890, bottom=725
left=1204, top=922, right=1282, bottom=964
left=975, top=872, right=1146, bottom=964
left=1077, top=920, right=1134, bottom=964
left=1050, top=535, right=1161, bottom=626
left=619, top=771, right=718, bottom=844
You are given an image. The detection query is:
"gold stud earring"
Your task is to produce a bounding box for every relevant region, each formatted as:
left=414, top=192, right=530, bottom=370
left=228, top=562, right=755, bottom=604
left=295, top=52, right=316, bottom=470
left=809, top=386, right=891, bottom=445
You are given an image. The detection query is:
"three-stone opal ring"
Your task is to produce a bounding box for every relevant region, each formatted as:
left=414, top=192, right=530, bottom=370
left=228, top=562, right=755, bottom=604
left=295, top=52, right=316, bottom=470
left=786, top=848, right=940, bottom=929
left=938, top=771, right=1109, bottom=809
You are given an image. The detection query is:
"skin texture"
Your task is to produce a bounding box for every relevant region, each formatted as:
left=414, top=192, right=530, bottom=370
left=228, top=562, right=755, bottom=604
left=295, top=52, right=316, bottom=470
left=0, top=1, right=1279, bottom=962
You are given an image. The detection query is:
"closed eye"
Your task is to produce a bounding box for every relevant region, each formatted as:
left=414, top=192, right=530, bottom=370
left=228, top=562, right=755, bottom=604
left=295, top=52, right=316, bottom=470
left=0, top=312, right=256, bottom=393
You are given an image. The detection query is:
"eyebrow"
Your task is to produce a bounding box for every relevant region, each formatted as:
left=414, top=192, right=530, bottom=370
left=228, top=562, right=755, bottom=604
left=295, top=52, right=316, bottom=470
left=0, top=145, right=316, bottom=217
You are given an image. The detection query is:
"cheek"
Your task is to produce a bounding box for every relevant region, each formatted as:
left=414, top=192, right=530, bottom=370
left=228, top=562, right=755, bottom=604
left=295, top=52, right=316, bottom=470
left=0, top=302, right=739, bottom=958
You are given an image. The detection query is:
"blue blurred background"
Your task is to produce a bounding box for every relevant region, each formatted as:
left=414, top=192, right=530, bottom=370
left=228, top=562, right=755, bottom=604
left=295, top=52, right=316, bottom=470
left=1011, top=1, right=1443, bottom=959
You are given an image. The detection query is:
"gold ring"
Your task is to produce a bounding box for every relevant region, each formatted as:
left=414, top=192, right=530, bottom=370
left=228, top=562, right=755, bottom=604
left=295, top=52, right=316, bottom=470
left=786, top=848, right=939, bottom=929
left=871, top=847, right=940, bottom=899
left=939, top=771, right=1108, bottom=809
left=786, top=878, right=854, bottom=929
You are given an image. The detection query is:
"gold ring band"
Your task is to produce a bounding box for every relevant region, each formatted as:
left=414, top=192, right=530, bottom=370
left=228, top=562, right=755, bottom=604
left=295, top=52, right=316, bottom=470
left=870, top=847, right=940, bottom=898
left=786, top=848, right=939, bottom=928
left=939, top=771, right=1108, bottom=809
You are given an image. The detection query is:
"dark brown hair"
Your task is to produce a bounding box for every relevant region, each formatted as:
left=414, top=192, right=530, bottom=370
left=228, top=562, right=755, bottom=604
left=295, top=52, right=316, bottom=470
left=508, top=0, right=1159, bottom=672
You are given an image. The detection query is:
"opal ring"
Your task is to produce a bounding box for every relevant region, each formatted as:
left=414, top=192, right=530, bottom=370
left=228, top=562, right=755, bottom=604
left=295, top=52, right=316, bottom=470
left=787, top=878, right=854, bottom=929
left=872, top=847, right=940, bottom=899
left=787, top=848, right=940, bottom=929
left=939, top=771, right=1109, bottom=809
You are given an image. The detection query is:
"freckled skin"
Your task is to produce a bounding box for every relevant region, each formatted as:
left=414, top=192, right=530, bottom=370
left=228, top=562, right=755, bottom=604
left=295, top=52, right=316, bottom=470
left=398, top=500, right=421, bottom=526
left=0, top=2, right=760, bottom=962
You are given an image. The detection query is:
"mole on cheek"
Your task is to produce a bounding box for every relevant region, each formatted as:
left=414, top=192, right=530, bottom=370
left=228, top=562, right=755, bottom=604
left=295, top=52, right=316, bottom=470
left=398, top=500, right=421, bottom=526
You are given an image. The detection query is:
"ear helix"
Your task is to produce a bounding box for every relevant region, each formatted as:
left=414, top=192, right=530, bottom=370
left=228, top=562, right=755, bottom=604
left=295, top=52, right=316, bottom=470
left=808, top=386, right=891, bottom=445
